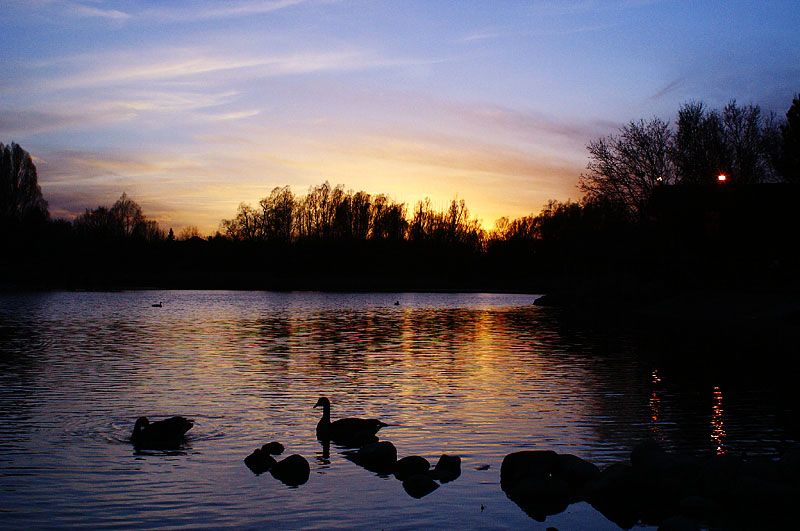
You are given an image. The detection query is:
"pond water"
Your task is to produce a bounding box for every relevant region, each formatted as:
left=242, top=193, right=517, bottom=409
left=0, top=291, right=794, bottom=529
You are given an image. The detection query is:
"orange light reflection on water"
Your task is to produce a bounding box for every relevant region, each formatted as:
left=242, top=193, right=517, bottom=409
left=649, top=369, right=663, bottom=440
left=711, top=385, right=726, bottom=454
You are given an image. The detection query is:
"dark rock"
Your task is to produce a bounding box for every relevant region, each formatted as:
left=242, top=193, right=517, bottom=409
left=402, top=473, right=439, bottom=499
left=583, top=463, right=640, bottom=529
left=502, top=450, right=602, bottom=521
left=779, top=444, right=800, bottom=484
left=500, top=450, right=559, bottom=488
left=432, top=454, right=461, bottom=483
left=503, top=475, right=571, bottom=522
left=261, top=441, right=284, bottom=455
left=582, top=463, right=636, bottom=502
left=557, top=453, right=600, bottom=494
left=730, top=474, right=797, bottom=512
left=344, top=441, right=397, bottom=475
left=270, top=454, right=310, bottom=486
left=244, top=448, right=278, bottom=475
left=631, top=440, right=675, bottom=473
left=677, top=495, right=720, bottom=522
left=630, top=442, right=702, bottom=518
left=394, top=455, right=430, bottom=481
left=696, top=453, right=743, bottom=501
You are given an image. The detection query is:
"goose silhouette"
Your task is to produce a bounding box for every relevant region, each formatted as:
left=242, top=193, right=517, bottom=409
left=151, top=302, right=163, bottom=308
left=314, top=397, right=387, bottom=447
left=131, top=416, right=192, bottom=449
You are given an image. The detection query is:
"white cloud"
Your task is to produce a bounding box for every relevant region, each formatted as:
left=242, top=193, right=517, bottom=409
left=69, top=3, right=131, bottom=20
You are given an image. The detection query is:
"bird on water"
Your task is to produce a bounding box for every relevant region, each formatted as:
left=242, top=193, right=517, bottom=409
left=314, top=396, right=387, bottom=446
left=131, top=416, right=193, bottom=449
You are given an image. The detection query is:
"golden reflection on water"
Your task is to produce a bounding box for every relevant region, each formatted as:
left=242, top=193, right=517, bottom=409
left=1, top=291, right=796, bottom=530
left=711, top=385, right=726, bottom=454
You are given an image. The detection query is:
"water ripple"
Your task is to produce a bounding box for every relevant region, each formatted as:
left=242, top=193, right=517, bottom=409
left=0, top=291, right=795, bottom=529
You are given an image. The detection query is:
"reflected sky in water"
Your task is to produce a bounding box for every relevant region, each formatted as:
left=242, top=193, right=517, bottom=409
left=0, top=291, right=794, bottom=529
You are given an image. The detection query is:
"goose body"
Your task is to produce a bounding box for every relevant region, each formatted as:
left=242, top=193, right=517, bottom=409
left=314, top=397, right=387, bottom=446
left=131, top=416, right=192, bottom=449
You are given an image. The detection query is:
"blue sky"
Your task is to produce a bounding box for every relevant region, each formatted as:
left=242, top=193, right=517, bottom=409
left=2, top=0, right=798, bottom=233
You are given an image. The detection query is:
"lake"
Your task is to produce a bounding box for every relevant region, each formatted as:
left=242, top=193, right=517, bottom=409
left=0, top=291, right=794, bottom=529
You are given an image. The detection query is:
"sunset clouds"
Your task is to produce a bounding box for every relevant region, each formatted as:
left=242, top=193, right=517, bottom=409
left=2, top=1, right=798, bottom=233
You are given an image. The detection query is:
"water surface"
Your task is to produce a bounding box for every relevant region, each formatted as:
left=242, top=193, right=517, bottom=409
left=0, top=291, right=793, bottom=529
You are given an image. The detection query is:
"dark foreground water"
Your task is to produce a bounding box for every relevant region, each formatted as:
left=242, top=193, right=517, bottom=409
left=0, top=291, right=795, bottom=529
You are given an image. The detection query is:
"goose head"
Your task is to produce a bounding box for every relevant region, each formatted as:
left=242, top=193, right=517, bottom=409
left=133, top=416, right=150, bottom=434
left=314, top=397, right=330, bottom=409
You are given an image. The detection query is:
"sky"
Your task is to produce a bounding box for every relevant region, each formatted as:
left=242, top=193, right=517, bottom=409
left=1, top=0, right=798, bottom=234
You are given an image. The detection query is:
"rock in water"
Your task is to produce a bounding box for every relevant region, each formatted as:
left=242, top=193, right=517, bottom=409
left=270, top=454, right=310, bottom=486
left=433, top=454, right=461, bottom=483
left=394, top=456, right=430, bottom=481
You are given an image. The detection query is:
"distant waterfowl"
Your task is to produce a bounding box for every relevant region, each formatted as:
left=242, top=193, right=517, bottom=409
left=130, top=416, right=192, bottom=449
left=151, top=302, right=163, bottom=307
left=394, top=300, right=400, bottom=306
left=313, top=396, right=388, bottom=446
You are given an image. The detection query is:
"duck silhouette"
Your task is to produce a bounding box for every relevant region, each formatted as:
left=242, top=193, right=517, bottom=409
left=131, top=416, right=192, bottom=449
left=314, top=397, right=387, bottom=447
left=151, top=302, right=163, bottom=308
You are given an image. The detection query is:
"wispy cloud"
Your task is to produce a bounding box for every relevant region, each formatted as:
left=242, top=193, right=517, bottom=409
left=650, top=78, right=684, bottom=101
left=22, top=47, right=421, bottom=94
left=20, top=0, right=309, bottom=23
left=459, top=22, right=620, bottom=43
left=68, top=3, right=131, bottom=20
left=142, top=0, right=309, bottom=23
left=0, top=89, right=240, bottom=136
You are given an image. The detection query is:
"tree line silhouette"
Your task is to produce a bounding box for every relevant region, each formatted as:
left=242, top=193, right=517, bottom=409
left=1, top=94, right=799, bottom=295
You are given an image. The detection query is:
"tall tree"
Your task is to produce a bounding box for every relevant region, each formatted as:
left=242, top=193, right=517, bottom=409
left=674, top=100, right=778, bottom=184
left=720, top=100, right=774, bottom=184
left=74, top=193, right=163, bottom=242
left=674, top=102, right=727, bottom=184
left=259, top=186, right=295, bottom=243
left=579, top=118, right=675, bottom=217
left=776, top=93, right=800, bottom=183
left=0, top=142, right=49, bottom=226
left=110, top=192, right=144, bottom=237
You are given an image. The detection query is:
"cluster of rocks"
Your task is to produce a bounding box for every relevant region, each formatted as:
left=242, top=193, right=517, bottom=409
left=343, top=440, right=461, bottom=498
left=244, top=438, right=461, bottom=498
left=502, top=440, right=800, bottom=529
left=244, top=442, right=311, bottom=486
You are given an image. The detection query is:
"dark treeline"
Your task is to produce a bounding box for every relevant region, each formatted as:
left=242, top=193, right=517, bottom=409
left=2, top=95, right=799, bottom=296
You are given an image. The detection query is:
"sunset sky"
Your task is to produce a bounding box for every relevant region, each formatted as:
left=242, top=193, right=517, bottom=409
left=2, top=1, right=798, bottom=234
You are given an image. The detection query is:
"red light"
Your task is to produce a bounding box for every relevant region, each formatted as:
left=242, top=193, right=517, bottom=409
left=717, top=174, right=727, bottom=182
